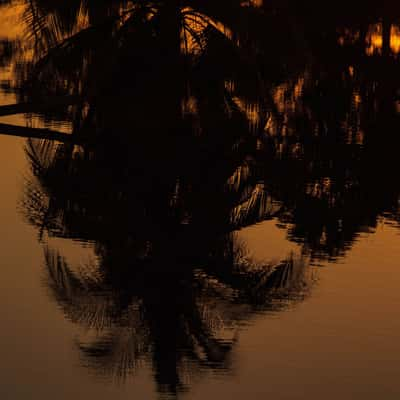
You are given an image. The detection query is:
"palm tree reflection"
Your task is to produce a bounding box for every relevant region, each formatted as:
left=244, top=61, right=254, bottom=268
left=21, top=94, right=314, bottom=393
left=43, top=244, right=312, bottom=394
left=14, top=2, right=316, bottom=394
left=13, top=0, right=400, bottom=262
left=9, top=0, right=400, bottom=394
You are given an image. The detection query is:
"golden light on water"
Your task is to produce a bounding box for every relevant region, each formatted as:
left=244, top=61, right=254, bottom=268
left=364, top=23, right=400, bottom=55
left=366, top=23, right=383, bottom=56
left=390, top=25, right=400, bottom=54
left=338, top=22, right=400, bottom=56
left=1, top=3, right=400, bottom=400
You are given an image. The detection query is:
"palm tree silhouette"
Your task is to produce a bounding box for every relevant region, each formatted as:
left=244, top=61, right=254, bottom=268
left=7, top=0, right=400, bottom=261
left=19, top=77, right=315, bottom=394
left=42, top=243, right=312, bottom=394
left=11, top=2, right=317, bottom=395
left=3, top=3, right=400, bottom=393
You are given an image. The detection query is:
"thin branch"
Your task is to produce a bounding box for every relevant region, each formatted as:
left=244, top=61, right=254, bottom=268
left=0, top=123, right=78, bottom=143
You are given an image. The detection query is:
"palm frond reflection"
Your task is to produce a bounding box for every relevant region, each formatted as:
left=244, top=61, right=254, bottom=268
left=43, top=241, right=314, bottom=392
left=8, top=0, right=400, bottom=395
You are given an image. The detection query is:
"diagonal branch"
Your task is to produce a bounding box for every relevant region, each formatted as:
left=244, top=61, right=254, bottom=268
left=0, top=122, right=79, bottom=144
left=0, top=96, right=80, bottom=117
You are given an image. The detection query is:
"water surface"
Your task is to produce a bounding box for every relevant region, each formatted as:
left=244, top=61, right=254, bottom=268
left=1, top=1, right=400, bottom=399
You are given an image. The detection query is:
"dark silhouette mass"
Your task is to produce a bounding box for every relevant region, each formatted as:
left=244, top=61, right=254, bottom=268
left=1, top=0, right=400, bottom=396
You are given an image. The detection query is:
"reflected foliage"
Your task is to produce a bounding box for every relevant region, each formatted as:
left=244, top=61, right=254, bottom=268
left=43, top=246, right=311, bottom=393
left=1, top=0, right=400, bottom=396
left=10, top=0, right=315, bottom=395
left=4, top=0, right=397, bottom=263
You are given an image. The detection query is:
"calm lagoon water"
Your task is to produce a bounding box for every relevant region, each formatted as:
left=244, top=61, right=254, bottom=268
left=1, top=1, right=400, bottom=399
